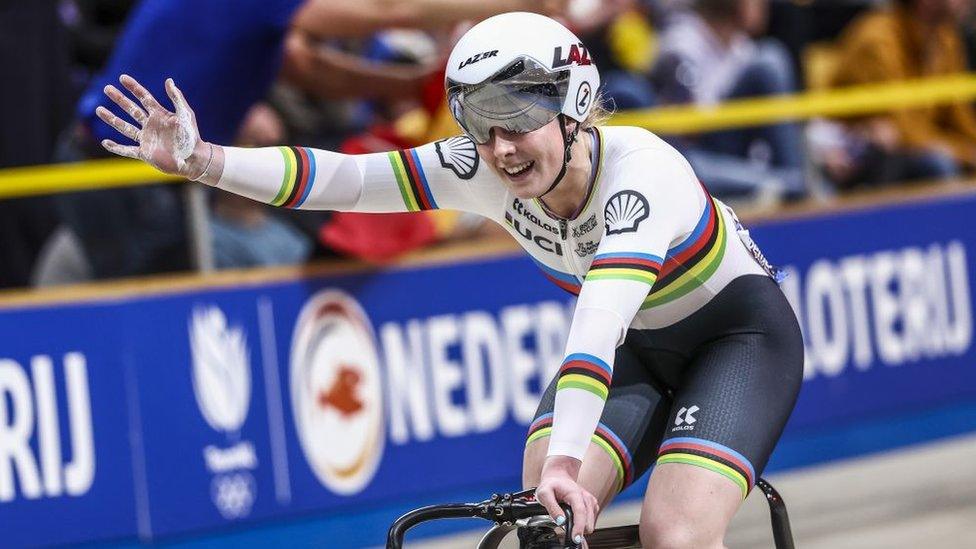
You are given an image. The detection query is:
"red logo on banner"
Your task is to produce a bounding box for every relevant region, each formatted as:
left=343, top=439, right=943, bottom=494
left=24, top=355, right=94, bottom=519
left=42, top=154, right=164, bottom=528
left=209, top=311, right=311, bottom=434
left=318, top=365, right=364, bottom=418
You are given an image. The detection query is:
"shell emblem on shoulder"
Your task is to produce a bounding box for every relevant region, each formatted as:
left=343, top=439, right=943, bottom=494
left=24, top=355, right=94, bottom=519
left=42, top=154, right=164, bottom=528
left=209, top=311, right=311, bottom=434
left=435, top=136, right=479, bottom=180
left=604, top=190, right=650, bottom=235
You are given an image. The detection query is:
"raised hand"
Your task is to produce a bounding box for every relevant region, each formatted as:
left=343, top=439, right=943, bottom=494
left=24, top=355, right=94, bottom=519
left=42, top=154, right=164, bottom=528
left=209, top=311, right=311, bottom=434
left=96, top=75, right=212, bottom=180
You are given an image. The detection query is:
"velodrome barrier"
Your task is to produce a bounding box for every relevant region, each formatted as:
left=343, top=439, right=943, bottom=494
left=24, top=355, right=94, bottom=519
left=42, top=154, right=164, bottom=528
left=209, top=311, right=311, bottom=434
left=1, top=186, right=976, bottom=547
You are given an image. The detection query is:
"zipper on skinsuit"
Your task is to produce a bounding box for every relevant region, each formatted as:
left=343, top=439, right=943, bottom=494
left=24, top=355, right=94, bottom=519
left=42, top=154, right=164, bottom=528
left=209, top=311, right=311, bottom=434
left=558, top=217, right=586, bottom=287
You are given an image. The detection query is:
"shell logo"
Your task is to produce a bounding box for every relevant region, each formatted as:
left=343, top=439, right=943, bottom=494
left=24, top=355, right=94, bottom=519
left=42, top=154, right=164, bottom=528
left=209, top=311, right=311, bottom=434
left=604, top=190, right=649, bottom=235
left=290, top=290, right=385, bottom=495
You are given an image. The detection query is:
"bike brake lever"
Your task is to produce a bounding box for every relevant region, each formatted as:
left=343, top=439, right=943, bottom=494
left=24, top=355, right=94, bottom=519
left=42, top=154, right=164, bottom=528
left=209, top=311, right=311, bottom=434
left=559, top=504, right=577, bottom=548
left=478, top=490, right=576, bottom=548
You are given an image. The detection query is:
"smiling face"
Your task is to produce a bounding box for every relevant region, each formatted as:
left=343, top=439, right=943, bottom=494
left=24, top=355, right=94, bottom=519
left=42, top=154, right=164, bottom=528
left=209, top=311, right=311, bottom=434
left=475, top=118, right=568, bottom=199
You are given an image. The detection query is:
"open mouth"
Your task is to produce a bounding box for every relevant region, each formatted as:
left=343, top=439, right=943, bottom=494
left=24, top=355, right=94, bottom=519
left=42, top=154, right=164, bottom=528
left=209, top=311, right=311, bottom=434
left=502, top=160, right=535, bottom=179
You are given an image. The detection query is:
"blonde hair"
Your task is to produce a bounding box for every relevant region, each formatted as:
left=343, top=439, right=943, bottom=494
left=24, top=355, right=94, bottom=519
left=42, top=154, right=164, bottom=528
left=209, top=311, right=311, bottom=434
left=581, top=93, right=615, bottom=129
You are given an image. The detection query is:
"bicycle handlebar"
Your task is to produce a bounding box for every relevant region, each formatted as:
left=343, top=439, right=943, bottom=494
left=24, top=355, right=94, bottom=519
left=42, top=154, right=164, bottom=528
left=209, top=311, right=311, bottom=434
left=386, top=489, right=574, bottom=549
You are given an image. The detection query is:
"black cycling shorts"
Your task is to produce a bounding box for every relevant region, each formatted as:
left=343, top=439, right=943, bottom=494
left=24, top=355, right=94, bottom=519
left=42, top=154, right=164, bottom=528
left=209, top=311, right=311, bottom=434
left=527, top=274, right=804, bottom=498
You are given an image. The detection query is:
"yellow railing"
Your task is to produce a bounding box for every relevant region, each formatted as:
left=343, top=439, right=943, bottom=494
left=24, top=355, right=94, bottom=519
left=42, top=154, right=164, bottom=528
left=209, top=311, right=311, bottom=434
left=2, top=74, right=975, bottom=200
left=609, top=74, right=976, bottom=133
left=0, top=158, right=180, bottom=199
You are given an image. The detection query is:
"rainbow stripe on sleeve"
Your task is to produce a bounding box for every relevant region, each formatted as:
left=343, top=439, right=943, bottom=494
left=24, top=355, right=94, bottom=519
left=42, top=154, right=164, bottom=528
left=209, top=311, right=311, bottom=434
left=388, top=148, right=438, bottom=211
left=272, top=146, right=317, bottom=208
left=585, top=252, right=663, bottom=286
left=556, top=353, right=612, bottom=401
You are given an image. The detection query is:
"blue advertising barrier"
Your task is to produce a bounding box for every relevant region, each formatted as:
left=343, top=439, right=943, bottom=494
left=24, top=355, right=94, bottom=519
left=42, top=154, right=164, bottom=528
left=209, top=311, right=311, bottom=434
left=1, top=190, right=974, bottom=547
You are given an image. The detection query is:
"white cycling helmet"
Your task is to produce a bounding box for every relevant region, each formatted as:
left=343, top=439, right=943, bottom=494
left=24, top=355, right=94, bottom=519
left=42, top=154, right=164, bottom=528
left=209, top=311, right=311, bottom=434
left=445, top=12, right=601, bottom=194
left=446, top=12, right=600, bottom=144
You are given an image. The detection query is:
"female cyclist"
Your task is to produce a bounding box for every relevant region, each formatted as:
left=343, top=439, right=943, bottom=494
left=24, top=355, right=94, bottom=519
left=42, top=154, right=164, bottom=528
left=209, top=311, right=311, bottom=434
left=96, top=12, right=803, bottom=548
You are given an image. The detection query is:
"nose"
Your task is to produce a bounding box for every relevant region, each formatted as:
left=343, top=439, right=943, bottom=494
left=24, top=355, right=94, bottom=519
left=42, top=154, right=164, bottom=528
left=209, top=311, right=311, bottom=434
left=491, top=131, right=517, bottom=160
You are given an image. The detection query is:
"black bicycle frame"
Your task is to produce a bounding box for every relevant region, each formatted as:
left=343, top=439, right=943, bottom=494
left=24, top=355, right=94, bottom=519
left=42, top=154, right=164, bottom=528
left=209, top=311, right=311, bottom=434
left=755, top=478, right=795, bottom=549
left=386, top=481, right=795, bottom=549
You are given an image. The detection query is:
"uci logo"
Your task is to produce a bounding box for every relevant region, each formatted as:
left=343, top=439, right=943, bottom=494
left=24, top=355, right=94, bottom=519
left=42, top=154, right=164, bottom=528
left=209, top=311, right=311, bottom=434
left=459, top=49, right=499, bottom=70
left=505, top=212, right=564, bottom=256
left=552, top=43, right=592, bottom=68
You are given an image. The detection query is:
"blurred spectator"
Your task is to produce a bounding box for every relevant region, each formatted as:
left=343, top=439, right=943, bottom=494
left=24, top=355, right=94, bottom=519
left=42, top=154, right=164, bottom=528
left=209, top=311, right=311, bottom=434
left=278, top=0, right=572, bottom=263
left=210, top=103, right=313, bottom=270
left=48, top=0, right=313, bottom=285
left=61, top=0, right=138, bottom=82
left=569, top=1, right=659, bottom=110
left=650, top=0, right=807, bottom=201
left=965, top=7, right=976, bottom=70
left=0, top=1, right=73, bottom=288
left=43, top=0, right=562, bottom=286
left=287, top=0, right=566, bottom=38
left=282, top=30, right=444, bottom=263
left=281, top=0, right=567, bottom=104
left=817, top=0, right=975, bottom=189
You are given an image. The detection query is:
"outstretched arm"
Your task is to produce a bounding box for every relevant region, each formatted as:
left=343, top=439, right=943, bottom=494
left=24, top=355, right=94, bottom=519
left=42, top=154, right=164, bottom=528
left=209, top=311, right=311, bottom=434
left=98, top=75, right=492, bottom=214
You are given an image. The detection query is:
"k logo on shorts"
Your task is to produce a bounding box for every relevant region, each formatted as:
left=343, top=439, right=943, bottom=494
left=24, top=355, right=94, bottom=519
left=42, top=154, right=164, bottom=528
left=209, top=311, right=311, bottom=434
left=674, top=405, right=699, bottom=426
left=672, top=405, right=700, bottom=432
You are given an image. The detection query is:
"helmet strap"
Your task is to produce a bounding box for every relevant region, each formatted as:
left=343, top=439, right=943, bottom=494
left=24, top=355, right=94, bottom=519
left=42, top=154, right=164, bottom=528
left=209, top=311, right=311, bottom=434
left=539, top=115, right=581, bottom=198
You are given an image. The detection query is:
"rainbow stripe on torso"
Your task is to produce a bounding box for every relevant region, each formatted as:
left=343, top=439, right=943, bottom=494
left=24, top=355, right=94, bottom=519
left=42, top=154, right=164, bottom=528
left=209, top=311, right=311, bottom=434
left=641, top=192, right=727, bottom=310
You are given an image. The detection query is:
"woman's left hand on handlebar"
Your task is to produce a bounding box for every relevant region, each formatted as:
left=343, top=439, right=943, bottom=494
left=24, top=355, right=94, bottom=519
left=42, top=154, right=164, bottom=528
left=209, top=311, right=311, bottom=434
left=535, top=456, right=599, bottom=544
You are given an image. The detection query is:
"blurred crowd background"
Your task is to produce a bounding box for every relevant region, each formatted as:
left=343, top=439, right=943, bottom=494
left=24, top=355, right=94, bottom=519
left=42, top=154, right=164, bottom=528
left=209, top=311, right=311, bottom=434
left=2, top=0, right=975, bottom=289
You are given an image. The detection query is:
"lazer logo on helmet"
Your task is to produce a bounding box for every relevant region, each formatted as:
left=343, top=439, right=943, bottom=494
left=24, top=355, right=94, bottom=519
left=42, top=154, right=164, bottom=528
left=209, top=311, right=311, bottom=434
left=552, top=43, right=592, bottom=68
left=458, top=49, right=499, bottom=70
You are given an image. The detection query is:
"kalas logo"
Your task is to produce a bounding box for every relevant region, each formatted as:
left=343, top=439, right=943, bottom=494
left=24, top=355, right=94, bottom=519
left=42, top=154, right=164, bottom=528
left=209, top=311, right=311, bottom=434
left=290, top=290, right=384, bottom=496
